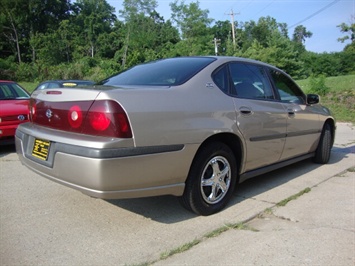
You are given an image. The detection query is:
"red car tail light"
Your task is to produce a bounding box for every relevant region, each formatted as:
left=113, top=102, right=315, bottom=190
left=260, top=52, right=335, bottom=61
left=83, top=100, right=132, bottom=138
left=31, top=99, right=132, bottom=138
left=87, top=103, right=111, bottom=131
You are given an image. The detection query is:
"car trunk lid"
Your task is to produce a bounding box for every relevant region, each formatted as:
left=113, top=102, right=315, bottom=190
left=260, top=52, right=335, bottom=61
left=30, top=88, right=132, bottom=138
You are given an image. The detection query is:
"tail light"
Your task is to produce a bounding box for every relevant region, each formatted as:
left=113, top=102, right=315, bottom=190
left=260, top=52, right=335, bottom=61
left=68, top=105, right=83, bottom=129
left=82, top=100, right=132, bottom=138
left=31, top=99, right=132, bottom=138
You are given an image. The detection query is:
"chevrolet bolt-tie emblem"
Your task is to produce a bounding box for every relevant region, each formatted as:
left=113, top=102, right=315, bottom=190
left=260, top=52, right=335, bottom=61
left=46, top=109, right=53, bottom=119
left=17, top=115, right=25, bottom=121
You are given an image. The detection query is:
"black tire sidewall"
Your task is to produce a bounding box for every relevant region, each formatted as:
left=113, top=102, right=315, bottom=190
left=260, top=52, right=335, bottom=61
left=314, top=123, right=332, bottom=164
left=184, top=142, right=237, bottom=216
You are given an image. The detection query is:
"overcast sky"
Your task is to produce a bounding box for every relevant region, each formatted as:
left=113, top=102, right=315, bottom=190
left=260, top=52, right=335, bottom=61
left=107, top=0, right=354, bottom=53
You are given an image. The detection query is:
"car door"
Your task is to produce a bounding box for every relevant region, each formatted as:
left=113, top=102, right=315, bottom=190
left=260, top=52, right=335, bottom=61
left=225, top=62, right=288, bottom=172
left=268, top=69, right=321, bottom=160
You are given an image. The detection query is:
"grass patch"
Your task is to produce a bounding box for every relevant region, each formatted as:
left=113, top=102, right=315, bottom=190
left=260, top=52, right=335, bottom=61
left=159, top=221, right=258, bottom=263
left=204, top=225, right=229, bottom=238
left=228, top=222, right=259, bottom=232
left=19, top=81, right=37, bottom=93
left=204, top=222, right=258, bottom=239
left=276, top=187, right=311, bottom=207
left=348, top=167, right=355, bottom=173
left=160, top=239, right=200, bottom=260
left=297, top=74, right=355, bottom=122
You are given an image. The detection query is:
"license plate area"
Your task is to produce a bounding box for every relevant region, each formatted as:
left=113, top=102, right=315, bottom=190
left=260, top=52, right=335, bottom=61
left=32, top=139, right=51, bottom=161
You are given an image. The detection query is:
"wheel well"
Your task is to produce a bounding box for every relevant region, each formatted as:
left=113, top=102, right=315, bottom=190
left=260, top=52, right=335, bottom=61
left=196, top=133, right=243, bottom=175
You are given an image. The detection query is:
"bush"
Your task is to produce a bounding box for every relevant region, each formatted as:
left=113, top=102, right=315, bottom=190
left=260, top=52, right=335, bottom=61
left=308, top=75, right=330, bottom=96
left=15, top=63, right=38, bottom=81
left=0, top=57, right=17, bottom=80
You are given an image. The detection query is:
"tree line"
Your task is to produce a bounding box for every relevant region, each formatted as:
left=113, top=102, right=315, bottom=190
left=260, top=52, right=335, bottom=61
left=0, top=0, right=354, bottom=82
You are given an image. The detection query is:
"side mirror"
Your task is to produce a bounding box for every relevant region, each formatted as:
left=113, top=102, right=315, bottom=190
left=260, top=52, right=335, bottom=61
left=307, top=94, right=319, bottom=105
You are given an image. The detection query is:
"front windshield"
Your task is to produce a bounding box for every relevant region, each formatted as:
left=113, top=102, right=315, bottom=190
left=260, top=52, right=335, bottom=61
left=0, top=83, right=30, bottom=100
left=98, top=57, right=216, bottom=86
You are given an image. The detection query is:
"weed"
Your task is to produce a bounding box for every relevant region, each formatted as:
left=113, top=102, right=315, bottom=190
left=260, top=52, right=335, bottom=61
left=263, top=208, right=274, bottom=215
left=228, top=222, right=259, bottom=232
left=160, top=239, right=200, bottom=260
left=348, top=167, right=355, bottom=172
left=276, top=187, right=311, bottom=207
left=204, top=226, right=229, bottom=238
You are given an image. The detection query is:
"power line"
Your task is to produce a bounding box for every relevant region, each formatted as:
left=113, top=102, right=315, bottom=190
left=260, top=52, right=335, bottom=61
left=288, top=0, right=340, bottom=29
left=254, top=0, right=276, bottom=16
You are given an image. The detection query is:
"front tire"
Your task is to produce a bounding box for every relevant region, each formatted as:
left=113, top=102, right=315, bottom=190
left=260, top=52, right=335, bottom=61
left=180, top=142, right=237, bottom=216
left=313, top=123, right=332, bottom=164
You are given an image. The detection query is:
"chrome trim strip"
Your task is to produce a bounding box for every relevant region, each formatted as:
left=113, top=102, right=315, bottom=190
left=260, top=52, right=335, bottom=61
left=55, top=143, right=185, bottom=158
left=250, top=129, right=320, bottom=142
left=16, top=129, right=184, bottom=162
left=250, top=133, right=286, bottom=142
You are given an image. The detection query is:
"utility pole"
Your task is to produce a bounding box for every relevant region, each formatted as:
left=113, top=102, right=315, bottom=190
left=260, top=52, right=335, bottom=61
left=213, top=38, right=221, bottom=55
left=226, top=9, right=239, bottom=49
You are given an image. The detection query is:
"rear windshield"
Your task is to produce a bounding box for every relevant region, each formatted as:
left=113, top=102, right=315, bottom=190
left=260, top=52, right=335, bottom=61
left=98, top=57, right=216, bottom=86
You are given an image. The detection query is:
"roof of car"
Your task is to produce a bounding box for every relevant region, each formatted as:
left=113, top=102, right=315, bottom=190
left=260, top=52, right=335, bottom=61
left=39, top=80, right=94, bottom=83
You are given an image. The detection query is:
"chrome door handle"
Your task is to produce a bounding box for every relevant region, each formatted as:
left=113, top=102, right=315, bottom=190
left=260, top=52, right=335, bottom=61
left=287, top=108, right=295, bottom=116
left=239, top=106, right=252, bottom=115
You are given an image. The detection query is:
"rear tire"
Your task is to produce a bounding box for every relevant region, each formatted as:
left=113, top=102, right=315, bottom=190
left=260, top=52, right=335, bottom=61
left=179, top=142, right=237, bottom=216
left=313, top=123, right=332, bottom=164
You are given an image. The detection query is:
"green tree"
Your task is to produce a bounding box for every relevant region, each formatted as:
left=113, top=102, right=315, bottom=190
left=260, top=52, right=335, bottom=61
left=237, top=22, right=303, bottom=78
left=210, top=20, right=235, bottom=55
left=170, top=0, right=214, bottom=55
left=292, top=25, right=313, bottom=44
left=0, top=0, right=30, bottom=63
left=236, top=16, right=289, bottom=53
left=119, top=0, right=159, bottom=68
left=0, top=0, right=71, bottom=63
left=337, top=17, right=355, bottom=53
left=292, top=25, right=312, bottom=54
left=170, top=0, right=212, bottom=39
left=337, top=20, right=355, bottom=44
left=72, top=0, right=116, bottom=58
left=301, top=51, right=344, bottom=77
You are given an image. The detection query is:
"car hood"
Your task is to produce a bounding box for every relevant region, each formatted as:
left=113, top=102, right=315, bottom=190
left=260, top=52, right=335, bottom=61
left=0, top=99, right=30, bottom=116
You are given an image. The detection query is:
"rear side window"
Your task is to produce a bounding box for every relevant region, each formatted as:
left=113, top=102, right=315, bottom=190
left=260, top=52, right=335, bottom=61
left=269, top=69, right=305, bottom=104
left=229, top=63, right=274, bottom=100
left=212, top=65, right=230, bottom=94
left=99, top=57, right=216, bottom=86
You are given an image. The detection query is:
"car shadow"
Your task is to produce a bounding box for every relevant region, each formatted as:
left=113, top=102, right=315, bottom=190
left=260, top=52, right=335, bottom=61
left=236, top=144, right=354, bottom=200
left=0, top=144, right=16, bottom=158
left=106, top=145, right=354, bottom=224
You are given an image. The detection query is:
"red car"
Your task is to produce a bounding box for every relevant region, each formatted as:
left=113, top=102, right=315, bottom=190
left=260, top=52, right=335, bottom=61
left=0, top=80, right=30, bottom=145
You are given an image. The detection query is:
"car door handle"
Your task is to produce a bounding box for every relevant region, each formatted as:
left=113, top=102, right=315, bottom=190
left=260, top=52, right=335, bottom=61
left=287, top=108, right=295, bottom=116
left=239, top=106, right=252, bottom=115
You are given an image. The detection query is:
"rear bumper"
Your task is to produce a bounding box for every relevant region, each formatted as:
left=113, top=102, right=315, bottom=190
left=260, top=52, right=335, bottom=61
left=15, top=126, right=197, bottom=199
